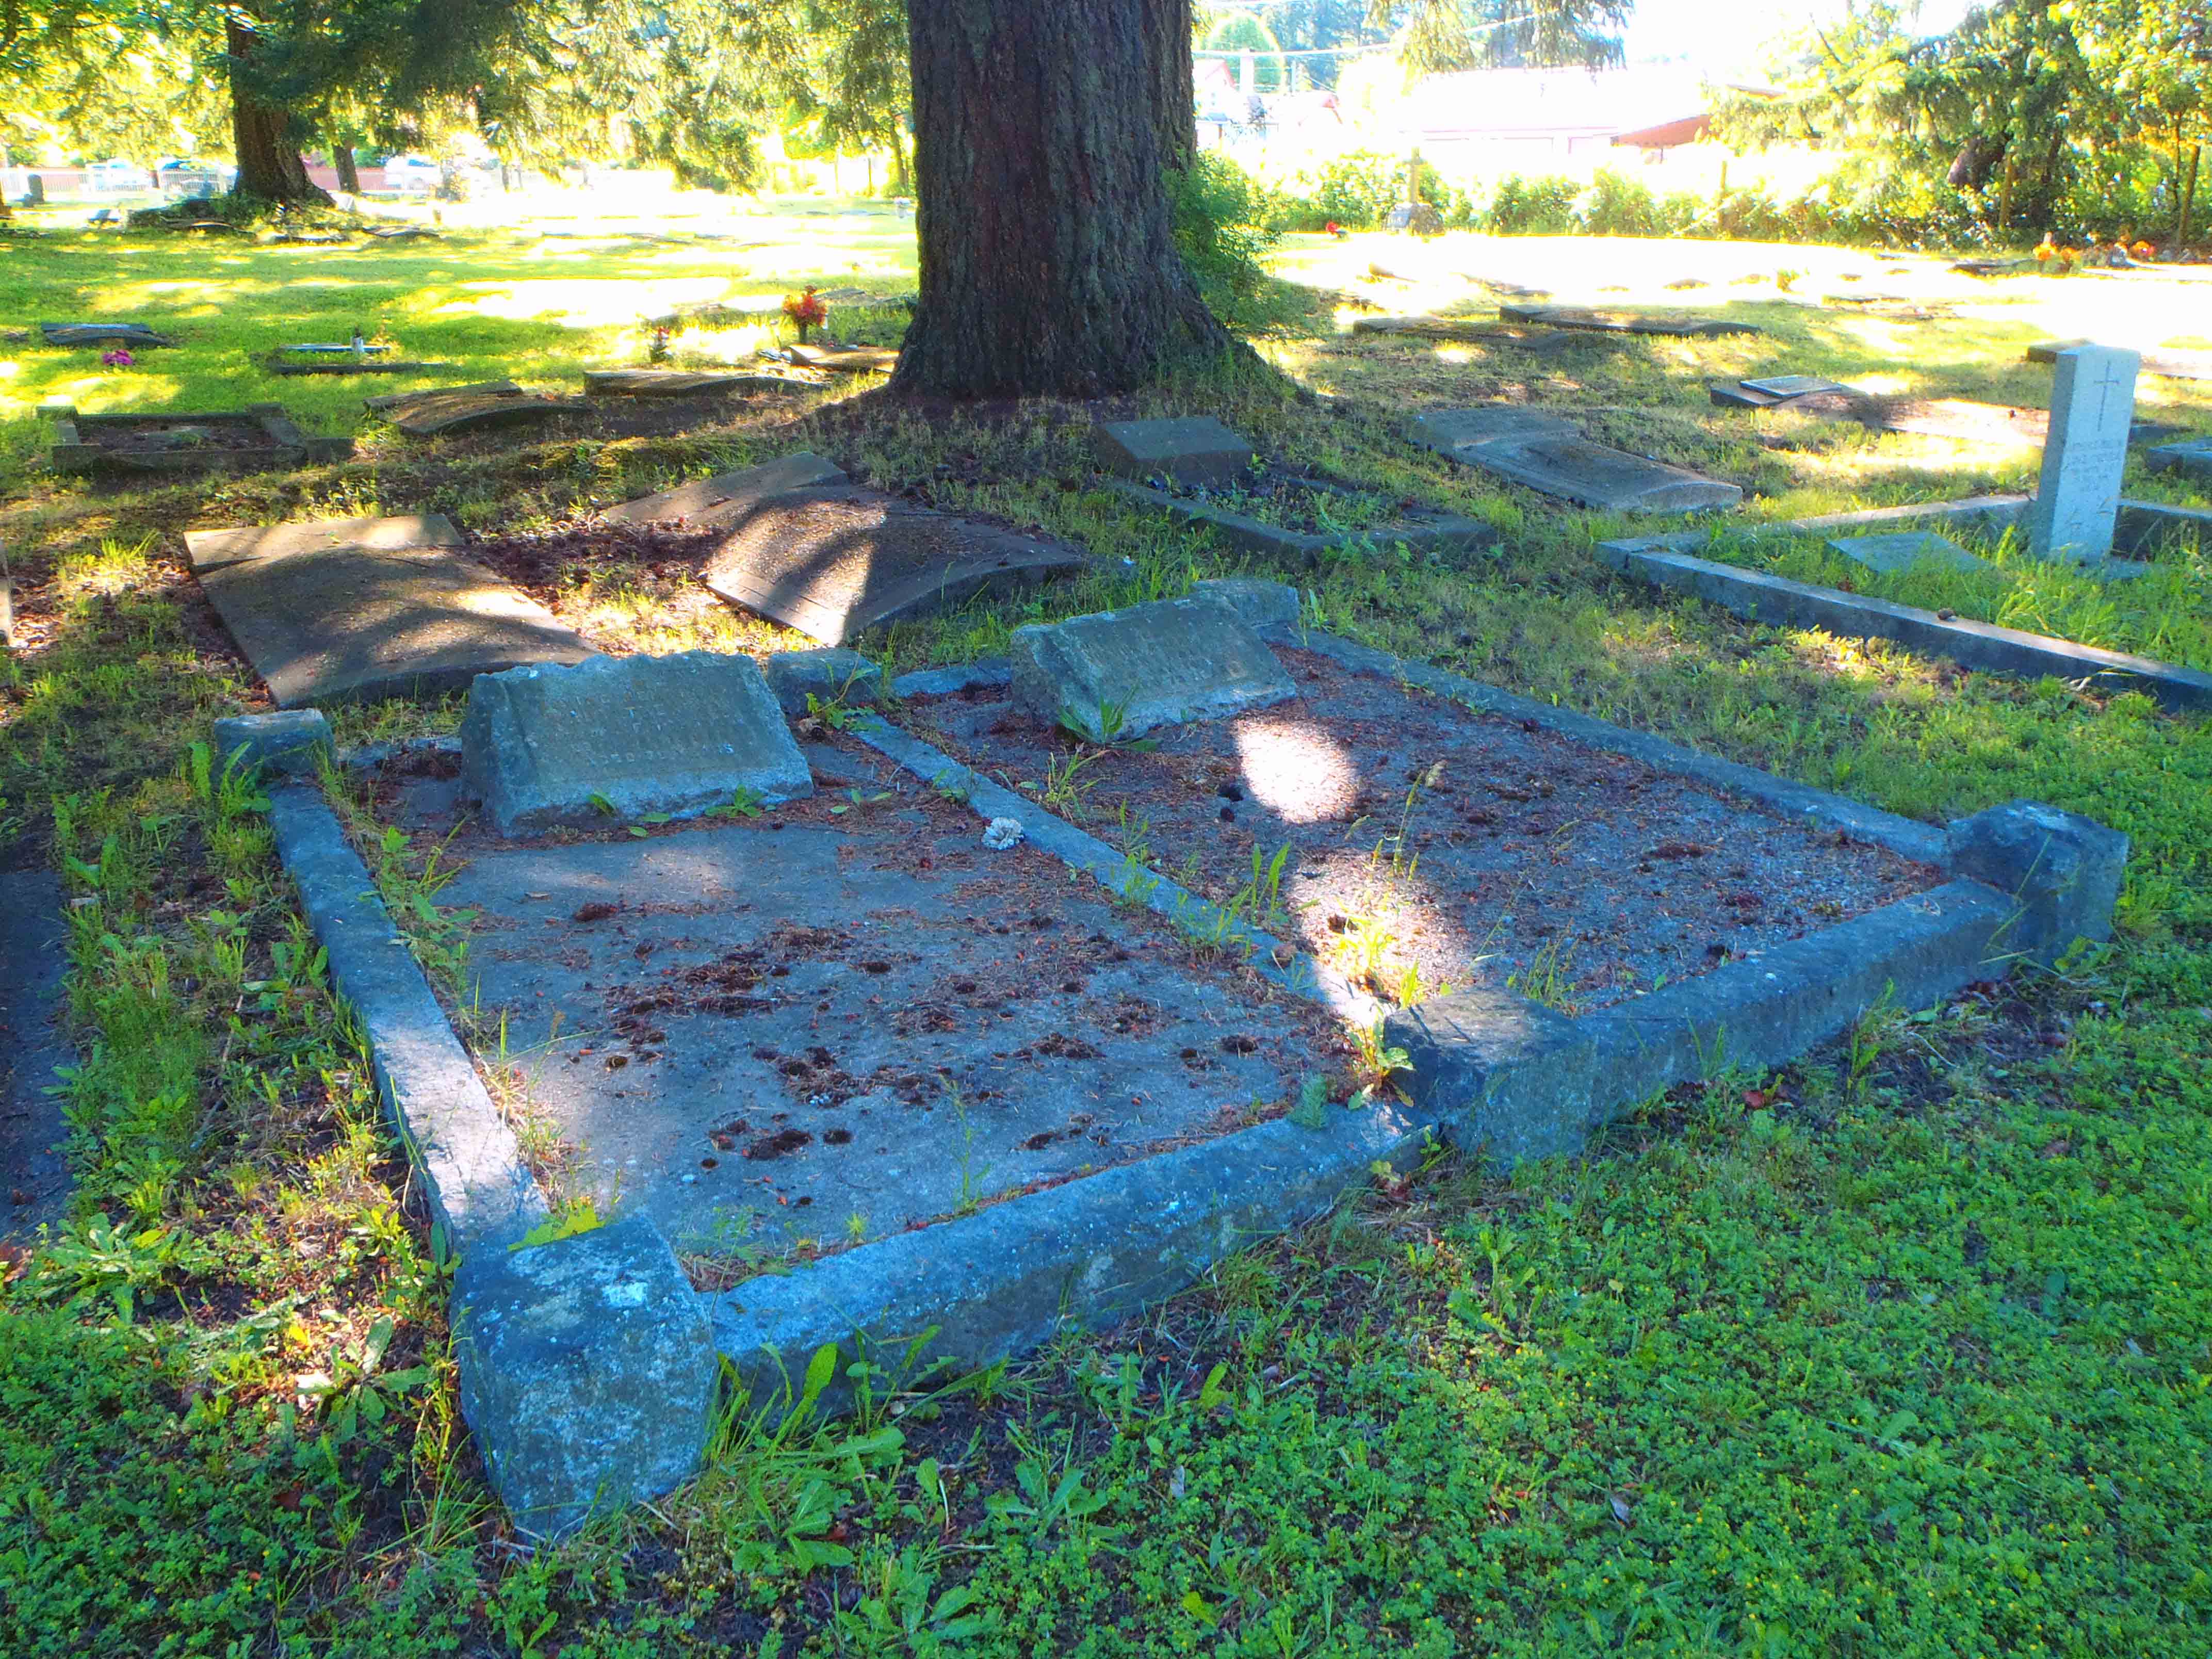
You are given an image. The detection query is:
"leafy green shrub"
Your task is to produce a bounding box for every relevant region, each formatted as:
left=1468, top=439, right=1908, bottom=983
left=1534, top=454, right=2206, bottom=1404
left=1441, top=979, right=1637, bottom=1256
left=1284, top=150, right=1405, bottom=230
left=1580, top=169, right=1661, bottom=236
left=1168, top=151, right=1283, bottom=327
left=1485, top=172, right=1581, bottom=235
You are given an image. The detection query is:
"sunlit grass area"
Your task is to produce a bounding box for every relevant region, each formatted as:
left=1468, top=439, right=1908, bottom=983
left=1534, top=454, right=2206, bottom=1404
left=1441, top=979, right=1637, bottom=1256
left=3, top=200, right=2210, bottom=1655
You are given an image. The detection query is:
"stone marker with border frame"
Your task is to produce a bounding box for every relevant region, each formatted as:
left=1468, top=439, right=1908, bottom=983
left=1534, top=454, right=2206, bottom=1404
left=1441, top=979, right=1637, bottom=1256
left=2145, top=436, right=2212, bottom=483
left=1010, top=591, right=1296, bottom=741
left=1408, top=405, right=1742, bottom=513
left=1827, top=529, right=1992, bottom=576
left=2024, top=345, right=2140, bottom=561
left=46, top=400, right=351, bottom=477
left=460, top=650, right=814, bottom=835
left=186, top=515, right=593, bottom=707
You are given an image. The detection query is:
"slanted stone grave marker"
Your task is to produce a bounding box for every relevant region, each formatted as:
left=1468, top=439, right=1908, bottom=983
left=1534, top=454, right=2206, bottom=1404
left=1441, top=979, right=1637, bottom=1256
left=606, top=452, right=1087, bottom=647
left=1408, top=404, right=1742, bottom=514
left=1010, top=590, right=1297, bottom=741
left=366, top=382, right=573, bottom=438
left=185, top=514, right=593, bottom=706
left=1710, top=374, right=1851, bottom=411
left=459, top=651, right=814, bottom=835
left=784, top=341, right=898, bottom=374
left=2024, top=345, right=2139, bottom=563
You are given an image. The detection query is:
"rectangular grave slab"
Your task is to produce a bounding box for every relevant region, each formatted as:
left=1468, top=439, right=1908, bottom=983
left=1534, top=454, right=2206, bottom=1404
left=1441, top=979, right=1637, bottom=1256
left=584, top=368, right=808, bottom=398
left=1009, top=592, right=1295, bottom=742
left=460, top=652, right=812, bottom=836
left=1498, top=303, right=1760, bottom=338
left=1827, top=529, right=1993, bottom=577
left=1093, top=417, right=1254, bottom=487
left=366, top=383, right=573, bottom=438
left=1710, top=375, right=1851, bottom=410
left=186, top=515, right=594, bottom=707
left=1407, top=405, right=1580, bottom=452
left=45, top=401, right=351, bottom=477
left=689, top=469, right=1088, bottom=647
left=430, top=774, right=1343, bottom=1250
left=2144, top=436, right=2212, bottom=482
left=2025, top=345, right=2139, bottom=561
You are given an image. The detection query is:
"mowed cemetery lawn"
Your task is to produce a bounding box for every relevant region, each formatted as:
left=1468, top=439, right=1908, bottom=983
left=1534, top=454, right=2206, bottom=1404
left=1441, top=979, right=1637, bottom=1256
left=4, top=206, right=2211, bottom=1655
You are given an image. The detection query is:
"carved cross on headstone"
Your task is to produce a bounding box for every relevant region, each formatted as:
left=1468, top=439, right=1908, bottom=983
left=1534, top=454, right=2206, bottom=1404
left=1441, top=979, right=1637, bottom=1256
left=2025, top=344, right=2140, bottom=561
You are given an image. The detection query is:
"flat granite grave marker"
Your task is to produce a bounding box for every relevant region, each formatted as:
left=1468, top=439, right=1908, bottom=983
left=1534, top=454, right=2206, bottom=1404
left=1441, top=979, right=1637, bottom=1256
left=2025, top=345, right=2139, bottom=561
left=1010, top=591, right=1296, bottom=741
left=783, top=341, right=898, bottom=374
left=1827, top=529, right=1993, bottom=577
left=1710, top=375, right=1851, bottom=411
left=460, top=652, right=814, bottom=836
left=607, top=452, right=1087, bottom=647
left=1408, top=405, right=1742, bottom=513
left=186, top=515, right=593, bottom=706
left=41, top=320, right=173, bottom=348
left=1497, top=303, right=1761, bottom=339
left=1093, top=417, right=1253, bottom=487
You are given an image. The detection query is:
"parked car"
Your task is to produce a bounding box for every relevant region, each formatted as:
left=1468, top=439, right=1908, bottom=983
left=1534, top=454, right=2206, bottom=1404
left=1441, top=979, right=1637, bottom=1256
left=381, top=154, right=441, bottom=194
left=156, top=158, right=233, bottom=200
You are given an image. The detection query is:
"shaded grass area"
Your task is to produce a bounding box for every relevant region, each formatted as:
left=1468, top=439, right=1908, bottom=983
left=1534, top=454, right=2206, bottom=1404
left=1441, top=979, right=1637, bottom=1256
left=3, top=223, right=2211, bottom=1654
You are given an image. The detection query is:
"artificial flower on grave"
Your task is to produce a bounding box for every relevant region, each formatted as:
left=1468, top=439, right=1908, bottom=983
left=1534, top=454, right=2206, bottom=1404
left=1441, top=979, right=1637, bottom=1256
left=100, top=348, right=134, bottom=368
left=782, top=286, right=828, bottom=343
left=2034, top=235, right=2058, bottom=265
left=2132, top=240, right=2157, bottom=262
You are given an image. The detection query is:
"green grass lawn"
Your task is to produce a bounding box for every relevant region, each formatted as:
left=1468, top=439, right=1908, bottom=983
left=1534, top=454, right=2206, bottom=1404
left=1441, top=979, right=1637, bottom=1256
left=4, top=207, right=2211, bottom=1656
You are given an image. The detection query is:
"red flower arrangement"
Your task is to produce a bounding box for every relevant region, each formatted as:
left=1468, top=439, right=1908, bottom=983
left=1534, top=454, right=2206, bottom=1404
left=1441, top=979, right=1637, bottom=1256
left=782, top=286, right=828, bottom=342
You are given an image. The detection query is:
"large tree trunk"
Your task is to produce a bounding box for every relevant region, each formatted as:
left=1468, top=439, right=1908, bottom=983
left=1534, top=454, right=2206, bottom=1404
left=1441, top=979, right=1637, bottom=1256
left=891, top=0, right=1233, bottom=400
left=1143, top=0, right=1199, bottom=169
left=226, top=19, right=333, bottom=204
left=332, top=140, right=361, bottom=195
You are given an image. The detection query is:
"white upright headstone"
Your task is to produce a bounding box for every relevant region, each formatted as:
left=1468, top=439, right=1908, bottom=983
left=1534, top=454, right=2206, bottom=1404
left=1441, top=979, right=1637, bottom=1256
left=2025, top=345, right=2140, bottom=561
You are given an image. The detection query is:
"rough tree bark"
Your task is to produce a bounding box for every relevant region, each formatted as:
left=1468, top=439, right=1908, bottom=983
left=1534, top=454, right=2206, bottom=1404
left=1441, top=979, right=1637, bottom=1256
left=332, top=140, right=361, bottom=195
left=891, top=0, right=1233, bottom=399
left=226, top=18, right=332, bottom=204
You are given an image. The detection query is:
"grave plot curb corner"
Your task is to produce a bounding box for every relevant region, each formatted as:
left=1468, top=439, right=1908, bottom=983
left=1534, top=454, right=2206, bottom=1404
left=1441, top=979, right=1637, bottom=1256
left=1102, top=477, right=1500, bottom=564
left=231, top=713, right=720, bottom=1540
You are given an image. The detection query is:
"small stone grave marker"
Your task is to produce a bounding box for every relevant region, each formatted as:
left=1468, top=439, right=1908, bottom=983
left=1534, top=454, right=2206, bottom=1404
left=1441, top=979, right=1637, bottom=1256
left=583, top=368, right=806, bottom=398
left=366, top=382, right=571, bottom=438
left=1710, top=374, right=1851, bottom=411
left=460, top=652, right=813, bottom=835
left=1826, top=529, right=1993, bottom=577
left=2025, top=345, right=2140, bottom=561
left=607, top=453, right=1088, bottom=645
left=40, top=320, right=172, bottom=348
left=1094, top=417, right=1253, bottom=487
left=1408, top=404, right=1742, bottom=514
left=784, top=341, right=899, bottom=374
left=185, top=514, right=593, bottom=706
left=1010, top=592, right=1296, bottom=742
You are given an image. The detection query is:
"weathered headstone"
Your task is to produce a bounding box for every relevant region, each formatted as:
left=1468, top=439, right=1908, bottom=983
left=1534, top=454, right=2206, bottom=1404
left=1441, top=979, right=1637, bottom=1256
left=1093, top=417, right=1253, bottom=487
left=40, top=320, right=173, bottom=349
left=1, top=869, right=73, bottom=1239
left=2145, top=435, right=2212, bottom=483
left=186, top=515, right=593, bottom=706
left=1827, top=530, right=1992, bottom=577
left=1010, top=593, right=1296, bottom=742
left=1408, top=405, right=1742, bottom=514
left=460, top=651, right=813, bottom=835
left=763, top=647, right=884, bottom=717
left=2024, top=345, right=2140, bottom=561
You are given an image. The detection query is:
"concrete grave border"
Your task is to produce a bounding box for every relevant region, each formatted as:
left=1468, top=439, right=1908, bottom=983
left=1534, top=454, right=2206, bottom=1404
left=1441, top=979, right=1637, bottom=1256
left=43, top=400, right=351, bottom=476
left=1595, top=495, right=2212, bottom=713
left=234, top=583, right=2125, bottom=1536
left=1103, top=477, right=1499, bottom=564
